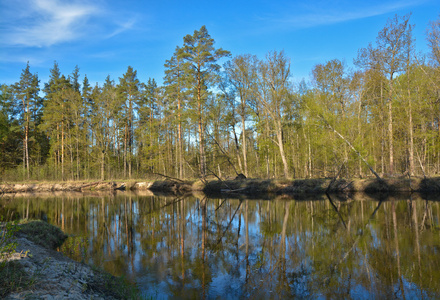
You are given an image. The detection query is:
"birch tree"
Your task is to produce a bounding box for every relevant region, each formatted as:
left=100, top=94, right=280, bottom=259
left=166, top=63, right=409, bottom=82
left=355, top=14, right=413, bottom=174
left=257, top=51, right=293, bottom=178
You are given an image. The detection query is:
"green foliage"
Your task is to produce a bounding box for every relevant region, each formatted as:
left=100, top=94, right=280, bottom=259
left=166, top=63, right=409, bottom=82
left=0, top=217, right=32, bottom=298
left=0, top=218, right=18, bottom=263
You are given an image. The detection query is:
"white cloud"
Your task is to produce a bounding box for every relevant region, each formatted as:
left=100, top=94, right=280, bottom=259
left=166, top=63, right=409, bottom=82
left=1, top=0, right=99, bottom=47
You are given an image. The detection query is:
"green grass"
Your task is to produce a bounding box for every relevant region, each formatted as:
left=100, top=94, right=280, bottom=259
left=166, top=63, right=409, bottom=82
left=1, top=219, right=34, bottom=298
left=0, top=260, right=34, bottom=298
left=17, top=220, right=67, bottom=250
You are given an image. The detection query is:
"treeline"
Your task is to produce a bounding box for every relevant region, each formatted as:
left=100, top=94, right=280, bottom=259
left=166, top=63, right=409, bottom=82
left=1, top=14, right=440, bottom=181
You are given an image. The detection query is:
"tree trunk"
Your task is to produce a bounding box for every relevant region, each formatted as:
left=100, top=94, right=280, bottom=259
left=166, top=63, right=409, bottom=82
left=199, top=116, right=206, bottom=178
left=388, top=97, right=394, bottom=174
left=233, top=125, right=243, bottom=174
left=25, top=114, right=30, bottom=179
left=197, top=72, right=206, bottom=178
left=61, top=120, right=65, bottom=181
left=388, top=81, right=394, bottom=175
left=124, top=123, right=127, bottom=178
left=275, top=120, right=290, bottom=178
left=408, top=85, right=414, bottom=175
left=241, top=113, right=248, bottom=177
left=178, top=95, right=183, bottom=179
left=101, top=150, right=105, bottom=181
left=76, top=112, right=80, bottom=180
left=357, top=95, right=363, bottom=177
left=128, top=97, right=133, bottom=179
left=307, top=126, right=312, bottom=178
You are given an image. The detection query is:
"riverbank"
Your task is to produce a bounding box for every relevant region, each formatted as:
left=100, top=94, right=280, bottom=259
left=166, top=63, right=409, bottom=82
left=0, top=179, right=193, bottom=194
left=1, top=221, right=140, bottom=299
left=1, top=176, right=439, bottom=195
left=201, top=176, right=440, bottom=195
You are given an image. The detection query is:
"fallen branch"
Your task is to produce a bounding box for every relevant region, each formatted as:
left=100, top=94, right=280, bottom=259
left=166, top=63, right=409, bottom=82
left=323, top=198, right=384, bottom=285
left=326, top=193, right=347, bottom=229
left=152, top=172, right=186, bottom=183
left=216, top=201, right=242, bottom=246
left=415, top=149, right=427, bottom=179
left=145, top=196, right=185, bottom=215
left=79, top=181, right=101, bottom=189
left=206, top=167, right=234, bottom=191
left=326, top=159, right=347, bottom=193
left=206, top=132, right=240, bottom=176
left=318, top=114, right=383, bottom=181
left=221, top=188, right=246, bottom=193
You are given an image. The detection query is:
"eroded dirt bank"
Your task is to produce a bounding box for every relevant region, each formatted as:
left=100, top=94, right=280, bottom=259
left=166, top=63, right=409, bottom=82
left=0, top=180, right=194, bottom=194
left=0, top=181, right=143, bottom=193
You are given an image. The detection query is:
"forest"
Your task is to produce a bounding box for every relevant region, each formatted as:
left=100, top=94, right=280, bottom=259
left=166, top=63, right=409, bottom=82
left=1, top=14, right=439, bottom=182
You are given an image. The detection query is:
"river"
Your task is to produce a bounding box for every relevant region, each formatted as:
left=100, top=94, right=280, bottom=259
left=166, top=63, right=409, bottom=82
left=1, top=191, right=439, bottom=299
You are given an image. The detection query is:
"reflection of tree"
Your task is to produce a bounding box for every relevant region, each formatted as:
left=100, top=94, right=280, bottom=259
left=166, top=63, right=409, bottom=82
left=1, top=193, right=440, bottom=298
left=277, top=201, right=290, bottom=297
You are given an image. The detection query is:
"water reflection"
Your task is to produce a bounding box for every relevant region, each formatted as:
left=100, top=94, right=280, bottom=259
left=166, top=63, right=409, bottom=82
left=1, top=192, right=440, bottom=299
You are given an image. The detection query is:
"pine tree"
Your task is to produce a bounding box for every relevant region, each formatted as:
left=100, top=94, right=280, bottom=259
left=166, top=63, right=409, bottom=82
left=12, top=62, right=41, bottom=179
left=0, top=84, right=21, bottom=171
left=118, top=66, right=140, bottom=178
left=66, top=66, right=85, bottom=179
left=164, top=46, right=189, bottom=179
left=137, top=77, right=159, bottom=174
left=179, top=25, right=230, bottom=178
left=41, top=62, right=75, bottom=180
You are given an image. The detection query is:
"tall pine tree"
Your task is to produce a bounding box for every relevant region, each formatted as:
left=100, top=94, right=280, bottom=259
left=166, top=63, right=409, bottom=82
left=179, top=25, right=230, bottom=178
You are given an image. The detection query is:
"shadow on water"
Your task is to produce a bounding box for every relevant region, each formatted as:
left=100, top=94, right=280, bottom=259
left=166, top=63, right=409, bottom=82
left=1, top=191, right=440, bottom=299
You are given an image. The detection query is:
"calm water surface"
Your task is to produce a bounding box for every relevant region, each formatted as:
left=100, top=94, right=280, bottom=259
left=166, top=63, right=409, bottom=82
left=1, top=191, right=440, bottom=299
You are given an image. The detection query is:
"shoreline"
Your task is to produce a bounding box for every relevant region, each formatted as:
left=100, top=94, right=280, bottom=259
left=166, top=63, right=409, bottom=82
left=1, top=177, right=440, bottom=195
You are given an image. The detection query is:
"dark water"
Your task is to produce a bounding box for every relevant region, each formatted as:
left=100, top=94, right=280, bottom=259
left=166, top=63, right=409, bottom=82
left=1, top=191, right=440, bottom=299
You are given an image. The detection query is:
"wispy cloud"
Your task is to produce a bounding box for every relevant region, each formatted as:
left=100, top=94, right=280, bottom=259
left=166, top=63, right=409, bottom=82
left=106, top=19, right=137, bottom=39
left=1, top=0, right=98, bottom=47
left=267, top=0, right=425, bottom=28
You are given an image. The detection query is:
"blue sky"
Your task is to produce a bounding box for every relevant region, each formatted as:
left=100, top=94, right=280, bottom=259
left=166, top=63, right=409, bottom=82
left=0, top=0, right=439, bottom=88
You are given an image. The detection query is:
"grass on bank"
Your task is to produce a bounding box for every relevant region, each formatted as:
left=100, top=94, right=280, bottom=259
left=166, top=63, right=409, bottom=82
left=0, top=217, right=32, bottom=298
left=0, top=259, right=34, bottom=298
